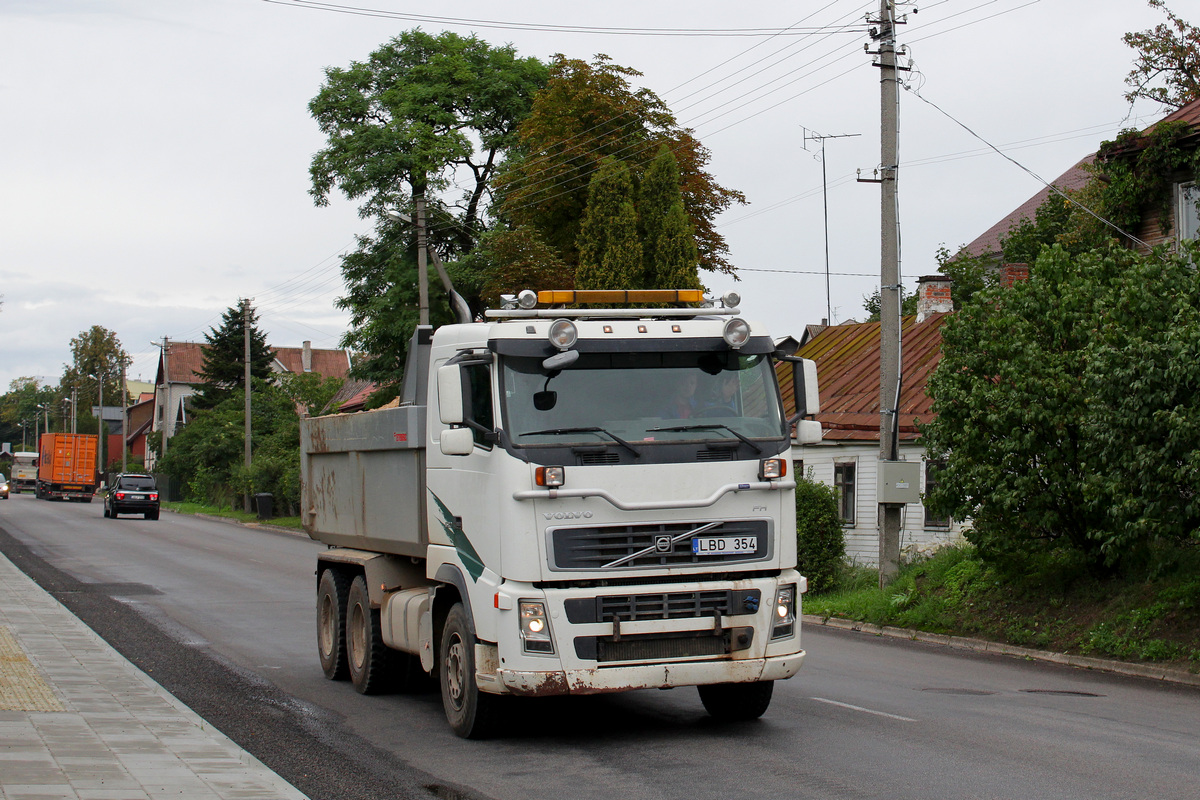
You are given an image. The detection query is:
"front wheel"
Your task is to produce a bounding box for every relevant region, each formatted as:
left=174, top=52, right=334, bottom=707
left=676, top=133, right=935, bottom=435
left=697, top=681, right=774, bottom=721
left=440, top=603, right=498, bottom=739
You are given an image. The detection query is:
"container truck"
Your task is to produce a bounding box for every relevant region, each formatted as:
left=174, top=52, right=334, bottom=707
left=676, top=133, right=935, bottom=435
left=301, top=289, right=823, bottom=738
left=37, top=433, right=98, bottom=501
left=10, top=451, right=38, bottom=493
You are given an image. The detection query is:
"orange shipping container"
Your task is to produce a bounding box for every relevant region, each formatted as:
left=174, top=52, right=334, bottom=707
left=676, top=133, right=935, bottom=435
left=37, top=433, right=98, bottom=500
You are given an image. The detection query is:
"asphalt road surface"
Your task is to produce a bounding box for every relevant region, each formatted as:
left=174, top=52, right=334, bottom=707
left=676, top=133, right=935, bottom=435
left=3, top=492, right=1199, bottom=800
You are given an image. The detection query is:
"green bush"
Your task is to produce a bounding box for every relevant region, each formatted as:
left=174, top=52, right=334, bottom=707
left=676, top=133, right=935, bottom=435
left=795, top=475, right=845, bottom=595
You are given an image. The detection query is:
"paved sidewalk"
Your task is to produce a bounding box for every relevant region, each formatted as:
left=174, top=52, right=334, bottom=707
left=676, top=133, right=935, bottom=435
left=0, top=551, right=307, bottom=800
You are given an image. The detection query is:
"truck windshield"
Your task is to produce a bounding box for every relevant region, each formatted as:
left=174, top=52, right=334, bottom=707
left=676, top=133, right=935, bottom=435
left=501, top=351, right=788, bottom=447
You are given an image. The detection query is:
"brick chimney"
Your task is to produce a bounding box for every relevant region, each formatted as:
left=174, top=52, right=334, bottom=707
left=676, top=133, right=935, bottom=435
left=1000, top=263, right=1029, bottom=288
left=916, top=275, right=953, bottom=322
left=302, top=341, right=312, bottom=373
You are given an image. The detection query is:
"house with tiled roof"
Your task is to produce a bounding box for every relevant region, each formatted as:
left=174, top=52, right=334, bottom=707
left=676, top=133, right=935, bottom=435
left=784, top=278, right=964, bottom=565
left=963, top=97, right=1200, bottom=262
left=149, top=339, right=351, bottom=468
left=786, top=100, right=1200, bottom=565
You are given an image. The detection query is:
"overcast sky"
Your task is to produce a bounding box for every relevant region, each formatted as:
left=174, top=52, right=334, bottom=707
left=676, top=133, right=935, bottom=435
left=0, top=0, right=1174, bottom=392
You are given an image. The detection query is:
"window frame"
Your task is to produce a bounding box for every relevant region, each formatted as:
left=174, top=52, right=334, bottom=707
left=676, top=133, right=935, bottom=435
left=922, top=459, right=951, bottom=530
left=833, top=461, right=856, bottom=526
left=1177, top=181, right=1199, bottom=245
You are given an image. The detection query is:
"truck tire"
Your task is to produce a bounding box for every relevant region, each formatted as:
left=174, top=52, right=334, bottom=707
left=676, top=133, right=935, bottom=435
left=697, top=681, right=774, bottom=721
left=440, top=602, right=498, bottom=739
left=347, top=575, right=394, bottom=694
left=317, top=569, right=351, bottom=681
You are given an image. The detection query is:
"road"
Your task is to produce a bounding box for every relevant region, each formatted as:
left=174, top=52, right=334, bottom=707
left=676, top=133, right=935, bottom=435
left=3, top=492, right=1199, bottom=800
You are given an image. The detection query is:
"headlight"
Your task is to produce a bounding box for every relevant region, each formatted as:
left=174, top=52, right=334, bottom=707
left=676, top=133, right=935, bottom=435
left=535, top=466, right=565, bottom=487
left=519, top=600, right=554, bottom=654
left=771, top=585, right=797, bottom=640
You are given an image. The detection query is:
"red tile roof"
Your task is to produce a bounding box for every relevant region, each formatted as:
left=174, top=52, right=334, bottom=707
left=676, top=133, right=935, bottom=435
left=271, top=347, right=352, bottom=380
left=155, top=342, right=352, bottom=385
left=782, top=313, right=949, bottom=442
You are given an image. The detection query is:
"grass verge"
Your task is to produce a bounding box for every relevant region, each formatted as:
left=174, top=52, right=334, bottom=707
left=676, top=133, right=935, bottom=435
left=805, top=544, right=1200, bottom=674
left=161, top=500, right=304, bottom=532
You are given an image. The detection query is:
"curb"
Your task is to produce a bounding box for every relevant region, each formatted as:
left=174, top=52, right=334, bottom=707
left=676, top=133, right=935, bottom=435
left=802, top=614, right=1200, bottom=688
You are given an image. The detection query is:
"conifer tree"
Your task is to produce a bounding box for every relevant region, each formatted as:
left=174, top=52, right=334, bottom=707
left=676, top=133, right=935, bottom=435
left=193, top=303, right=273, bottom=410
left=576, top=158, right=642, bottom=290
left=641, top=146, right=702, bottom=290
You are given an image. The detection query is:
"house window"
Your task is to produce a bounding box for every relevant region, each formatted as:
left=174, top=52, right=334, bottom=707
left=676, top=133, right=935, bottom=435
left=834, top=462, right=856, bottom=525
left=924, top=460, right=950, bottom=529
left=793, top=460, right=804, bottom=481
left=1178, top=182, right=1199, bottom=244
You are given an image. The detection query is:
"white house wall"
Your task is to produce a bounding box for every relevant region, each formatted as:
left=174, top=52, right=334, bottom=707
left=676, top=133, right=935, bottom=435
left=791, top=440, right=964, bottom=567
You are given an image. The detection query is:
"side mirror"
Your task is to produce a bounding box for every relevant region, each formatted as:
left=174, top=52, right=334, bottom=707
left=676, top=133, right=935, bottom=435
left=795, top=419, right=823, bottom=445
left=440, top=427, right=475, bottom=456
left=437, top=364, right=465, bottom=424
left=793, top=358, right=820, bottom=417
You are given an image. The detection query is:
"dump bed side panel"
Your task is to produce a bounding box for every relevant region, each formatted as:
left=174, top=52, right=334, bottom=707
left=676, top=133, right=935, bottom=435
left=301, top=405, right=428, bottom=558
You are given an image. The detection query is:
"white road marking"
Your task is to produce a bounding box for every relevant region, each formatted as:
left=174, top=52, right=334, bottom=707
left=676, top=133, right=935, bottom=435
left=810, top=696, right=917, bottom=722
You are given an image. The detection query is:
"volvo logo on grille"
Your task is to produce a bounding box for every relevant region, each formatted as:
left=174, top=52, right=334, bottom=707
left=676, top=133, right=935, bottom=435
left=543, top=510, right=593, bottom=520
left=654, top=535, right=673, bottom=553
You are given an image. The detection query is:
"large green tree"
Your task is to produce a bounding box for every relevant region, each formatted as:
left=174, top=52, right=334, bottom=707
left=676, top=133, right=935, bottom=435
left=59, top=326, right=128, bottom=433
left=309, top=31, right=547, bottom=388
left=0, top=378, right=56, bottom=446
left=1124, top=0, right=1200, bottom=109
left=576, top=157, right=643, bottom=290
left=309, top=30, right=547, bottom=230
left=496, top=55, right=744, bottom=279
left=640, top=146, right=702, bottom=290
left=192, top=303, right=274, bottom=410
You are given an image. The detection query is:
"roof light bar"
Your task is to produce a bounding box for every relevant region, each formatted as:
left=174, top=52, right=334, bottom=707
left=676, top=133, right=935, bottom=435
left=536, top=289, right=705, bottom=306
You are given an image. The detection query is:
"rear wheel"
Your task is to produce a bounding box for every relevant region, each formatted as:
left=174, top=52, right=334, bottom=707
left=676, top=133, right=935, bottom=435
left=698, top=681, right=774, bottom=721
left=440, top=603, right=498, bottom=739
left=346, top=575, right=394, bottom=694
left=317, top=569, right=351, bottom=681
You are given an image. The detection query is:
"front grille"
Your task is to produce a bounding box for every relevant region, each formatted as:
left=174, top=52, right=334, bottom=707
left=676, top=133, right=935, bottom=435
left=564, top=589, right=761, bottom=623
left=574, top=627, right=754, bottom=663
left=549, top=520, right=769, bottom=570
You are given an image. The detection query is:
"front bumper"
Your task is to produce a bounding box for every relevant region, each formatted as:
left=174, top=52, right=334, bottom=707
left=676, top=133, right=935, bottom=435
left=484, top=650, right=805, bottom=697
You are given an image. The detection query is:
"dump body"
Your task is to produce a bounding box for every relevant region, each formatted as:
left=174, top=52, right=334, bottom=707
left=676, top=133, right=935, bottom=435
left=301, top=405, right=428, bottom=558
left=37, top=433, right=98, bottom=501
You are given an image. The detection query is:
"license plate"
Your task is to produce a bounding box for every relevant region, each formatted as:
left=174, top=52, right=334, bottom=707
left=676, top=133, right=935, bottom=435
left=692, top=535, right=757, bottom=555
left=64, top=485, right=82, bottom=491
left=128, top=493, right=145, bottom=500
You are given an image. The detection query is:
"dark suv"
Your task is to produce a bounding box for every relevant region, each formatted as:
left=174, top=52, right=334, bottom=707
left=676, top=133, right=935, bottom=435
left=104, top=473, right=160, bottom=520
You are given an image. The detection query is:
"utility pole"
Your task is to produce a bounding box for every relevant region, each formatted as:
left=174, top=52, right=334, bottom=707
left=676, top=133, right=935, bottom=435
left=415, top=190, right=430, bottom=326
left=242, top=298, right=253, bottom=513
left=869, top=0, right=907, bottom=587
left=98, top=371, right=105, bottom=487
left=120, top=358, right=127, bottom=474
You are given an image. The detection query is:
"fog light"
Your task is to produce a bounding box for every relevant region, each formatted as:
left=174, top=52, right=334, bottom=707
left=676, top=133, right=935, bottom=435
left=771, top=585, right=796, bottom=640
left=759, top=458, right=786, bottom=480
left=519, top=600, right=554, bottom=654
left=535, top=466, right=565, bottom=487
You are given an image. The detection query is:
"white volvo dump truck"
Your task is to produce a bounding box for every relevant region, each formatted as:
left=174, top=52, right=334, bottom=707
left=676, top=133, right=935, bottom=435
left=300, top=289, right=822, bottom=738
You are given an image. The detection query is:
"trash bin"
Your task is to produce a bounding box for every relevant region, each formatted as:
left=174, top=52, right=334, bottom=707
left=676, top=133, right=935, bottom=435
left=255, top=493, right=273, bottom=520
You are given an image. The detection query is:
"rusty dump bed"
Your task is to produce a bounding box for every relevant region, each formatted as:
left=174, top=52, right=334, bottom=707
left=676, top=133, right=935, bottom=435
left=300, top=404, right=428, bottom=558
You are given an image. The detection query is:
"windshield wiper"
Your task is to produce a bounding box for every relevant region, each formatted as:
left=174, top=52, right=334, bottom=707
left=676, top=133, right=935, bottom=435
left=645, top=423, right=763, bottom=454
left=519, top=426, right=641, bottom=457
